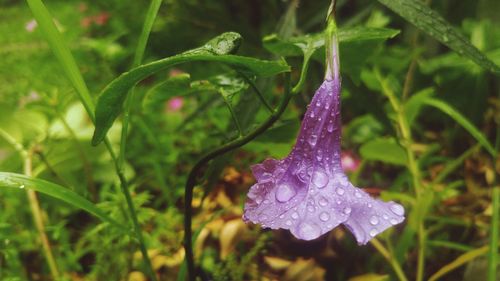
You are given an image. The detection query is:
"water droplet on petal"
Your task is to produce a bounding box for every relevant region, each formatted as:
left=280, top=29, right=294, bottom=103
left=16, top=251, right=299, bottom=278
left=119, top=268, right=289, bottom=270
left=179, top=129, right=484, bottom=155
left=383, top=215, right=389, bottom=220
left=286, top=220, right=292, bottom=226
left=275, top=184, right=296, bottom=203
left=319, top=212, right=330, bottom=222
left=297, top=222, right=321, bottom=240
left=308, top=135, right=318, bottom=147
left=343, top=207, right=352, bottom=214
left=310, top=112, right=315, bottom=118
left=370, top=216, right=379, bottom=225
left=318, top=196, right=328, bottom=207
left=354, top=191, right=362, bottom=198
left=291, top=212, right=299, bottom=220
left=327, top=123, right=334, bottom=132
left=336, top=187, right=345, bottom=195
left=312, top=170, right=328, bottom=188
left=255, top=196, right=263, bottom=204
left=263, top=199, right=270, bottom=204
left=279, top=214, right=285, bottom=219
left=390, top=218, right=399, bottom=225
left=369, top=229, right=377, bottom=237
left=259, top=214, right=268, bottom=221
left=390, top=203, right=405, bottom=216
left=307, top=203, right=316, bottom=212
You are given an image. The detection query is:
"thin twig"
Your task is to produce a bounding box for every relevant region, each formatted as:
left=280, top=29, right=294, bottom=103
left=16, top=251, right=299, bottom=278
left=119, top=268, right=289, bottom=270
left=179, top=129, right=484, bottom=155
left=184, top=73, right=292, bottom=281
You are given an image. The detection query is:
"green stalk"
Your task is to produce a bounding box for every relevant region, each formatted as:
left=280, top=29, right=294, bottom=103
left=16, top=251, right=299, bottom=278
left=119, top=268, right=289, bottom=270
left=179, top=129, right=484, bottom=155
left=488, top=186, right=499, bottom=281
left=0, top=129, right=60, bottom=280
left=376, top=70, right=426, bottom=281
left=116, top=1, right=163, bottom=280
left=370, top=239, right=408, bottom=281
left=184, top=73, right=292, bottom=281
left=26, top=0, right=161, bottom=280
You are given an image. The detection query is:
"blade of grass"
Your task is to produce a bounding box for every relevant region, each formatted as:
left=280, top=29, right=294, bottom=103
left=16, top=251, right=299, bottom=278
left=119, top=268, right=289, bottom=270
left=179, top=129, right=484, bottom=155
left=117, top=0, right=163, bottom=280
left=26, top=0, right=95, bottom=119
left=377, top=0, right=500, bottom=73
left=428, top=246, right=489, bottom=281
left=26, top=1, right=160, bottom=280
left=0, top=172, right=132, bottom=236
left=423, top=98, right=496, bottom=157
left=488, top=187, right=499, bottom=281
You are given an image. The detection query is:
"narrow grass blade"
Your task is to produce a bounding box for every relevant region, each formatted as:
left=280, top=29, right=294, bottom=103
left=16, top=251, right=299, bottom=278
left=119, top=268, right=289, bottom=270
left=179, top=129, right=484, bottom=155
left=0, top=172, right=132, bottom=236
left=133, top=0, right=162, bottom=67
left=377, top=0, right=500, bottom=73
left=423, top=98, right=497, bottom=157
left=428, top=246, right=489, bottom=281
left=26, top=0, right=95, bottom=119
left=488, top=187, right=499, bottom=281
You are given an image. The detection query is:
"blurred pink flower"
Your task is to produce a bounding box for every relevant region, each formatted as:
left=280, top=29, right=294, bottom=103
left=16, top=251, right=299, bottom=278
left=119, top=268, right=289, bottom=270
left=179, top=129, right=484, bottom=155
left=94, top=12, right=110, bottom=26
left=166, top=97, right=184, bottom=112
left=341, top=151, right=361, bottom=172
left=169, top=68, right=185, bottom=77
left=78, top=2, right=88, bottom=12
left=25, top=19, right=38, bottom=32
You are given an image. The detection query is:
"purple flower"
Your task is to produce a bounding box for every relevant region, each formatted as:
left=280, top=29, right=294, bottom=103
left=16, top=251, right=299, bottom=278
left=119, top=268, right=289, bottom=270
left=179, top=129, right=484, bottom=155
left=243, top=11, right=404, bottom=245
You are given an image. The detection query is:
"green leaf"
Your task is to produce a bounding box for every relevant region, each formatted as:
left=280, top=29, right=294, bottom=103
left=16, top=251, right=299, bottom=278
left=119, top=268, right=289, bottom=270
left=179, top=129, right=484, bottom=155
left=428, top=246, right=489, bottom=281
left=404, top=87, right=435, bottom=125
left=263, top=27, right=400, bottom=57
left=360, top=137, right=408, bottom=166
left=26, top=0, right=95, bottom=120
left=377, top=0, right=500, bottom=73
left=0, top=172, right=132, bottom=236
left=92, top=32, right=289, bottom=145
left=422, top=98, right=496, bottom=157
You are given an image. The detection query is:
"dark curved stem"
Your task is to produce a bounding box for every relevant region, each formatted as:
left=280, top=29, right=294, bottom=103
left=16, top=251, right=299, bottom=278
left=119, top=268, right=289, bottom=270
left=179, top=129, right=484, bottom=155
left=184, top=73, right=292, bottom=281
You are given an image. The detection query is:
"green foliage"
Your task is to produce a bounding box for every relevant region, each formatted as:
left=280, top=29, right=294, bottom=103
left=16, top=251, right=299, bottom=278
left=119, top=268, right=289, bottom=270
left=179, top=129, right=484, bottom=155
left=1, top=0, right=500, bottom=281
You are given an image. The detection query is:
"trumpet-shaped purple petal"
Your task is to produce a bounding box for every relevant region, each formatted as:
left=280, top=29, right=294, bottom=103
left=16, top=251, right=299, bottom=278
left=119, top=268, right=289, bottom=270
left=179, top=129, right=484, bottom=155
left=243, top=78, right=405, bottom=244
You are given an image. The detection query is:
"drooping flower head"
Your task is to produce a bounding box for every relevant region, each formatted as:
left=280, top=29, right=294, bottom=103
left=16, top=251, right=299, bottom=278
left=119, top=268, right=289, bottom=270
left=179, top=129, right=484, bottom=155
left=243, top=5, right=404, bottom=244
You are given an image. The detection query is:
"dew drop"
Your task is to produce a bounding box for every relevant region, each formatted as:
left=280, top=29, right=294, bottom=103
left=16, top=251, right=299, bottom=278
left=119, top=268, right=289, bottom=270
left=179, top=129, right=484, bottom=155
left=336, top=187, right=345, bottom=195
left=318, top=196, right=328, bottom=207
left=291, top=212, right=299, bottom=220
left=307, top=203, right=316, bottom=213
left=316, top=101, right=321, bottom=107
left=308, top=135, right=318, bottom=147
left=390, top=203, right=405, bottom=216
left=263, top=199, right=270, bottom=204
left=343, top=207, right=352, bottom=215
left=312, top=170, right=328, bottom=188
left=297, top=222, right=321, bottom=240
left=275, top=184, right=296, bottom=203
left=19, top=185, right=25, bottom=189
left=367, top=203, right=373, bottom=208
left=390, top=218, right=399, bottom=225
left=285, top=220, right=292, bottom=226
left=383, top=215, right=389, bottom=220
left=310, top=112, right=315, bottom=118
left=327, top=123, right=334, bottom=133
left=279, top=214, right=285, bottom=219
left=370, top=216, right=379, bottom=225
left=319, top=212, right=330, bottom=222
left=255, top=196, right=263, bottom=204
left=369, top=229, right=377, bottom=237
left=259, top=214, right=268, bottom=221
left=354, top=191, right=362, bottom=198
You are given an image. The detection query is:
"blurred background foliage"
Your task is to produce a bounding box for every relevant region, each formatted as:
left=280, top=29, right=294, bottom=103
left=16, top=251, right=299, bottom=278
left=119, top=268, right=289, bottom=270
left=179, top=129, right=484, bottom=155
left=0, top=0, right=499, bottom=280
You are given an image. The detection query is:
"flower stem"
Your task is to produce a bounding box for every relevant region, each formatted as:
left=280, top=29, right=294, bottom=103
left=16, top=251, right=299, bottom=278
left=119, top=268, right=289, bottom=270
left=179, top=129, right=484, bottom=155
left=184, top=73, right=292, bottom=281
left=325, top=1, right=340, bottom=82
left=24, top=148, right=61, bottom=280
left=370, top=238, right=408, bottom=281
